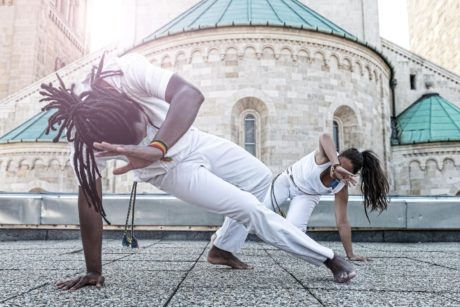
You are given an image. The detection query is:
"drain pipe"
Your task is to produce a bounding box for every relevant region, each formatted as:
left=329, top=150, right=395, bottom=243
left=390, top=78, right=398, bottom=143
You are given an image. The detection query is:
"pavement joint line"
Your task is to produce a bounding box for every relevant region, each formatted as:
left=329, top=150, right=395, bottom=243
left=263, top=249, right=326, bottom=307
left=163, top=241, right=210, bottom=307
left=0, top=283, right=49, bottom=303
left=406, top=257, right=459, bottom=271
left=306, top=287, right=453, bottom=295
left=65, top=249, right=84, bottom=254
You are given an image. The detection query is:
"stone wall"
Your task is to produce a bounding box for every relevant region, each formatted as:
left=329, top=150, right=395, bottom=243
left=0, top=0, right=87, bottom=99
left=133, top=27, right=392, bottom=194
left=391, top=143, right=460, bottom=196
left=407, top=0, right=460, bottom=76
left=382, top=38, right=460, bottom=115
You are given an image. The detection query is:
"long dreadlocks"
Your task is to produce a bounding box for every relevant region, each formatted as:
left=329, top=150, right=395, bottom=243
left=39, top=54, right=146, bottom=224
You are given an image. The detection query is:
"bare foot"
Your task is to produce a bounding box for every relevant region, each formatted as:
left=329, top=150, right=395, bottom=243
left=207, top=245, right=253, bottom=269
left=324, top=253, right=357, bottom=283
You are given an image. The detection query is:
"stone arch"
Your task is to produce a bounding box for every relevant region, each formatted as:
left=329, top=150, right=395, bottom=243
left=333, top=105, right=361, bottom=149
left=342, top=57, right=353, bottom=72
left=296, top=49, right=310, bottom=62
left=189, top=48, right=204, bottom=63
left=207, top=48, right=220, bottom=62
left=425, top=159, right=440, bottom=172
left=231, top=97, right=269, bottom=161
left=160, top=54, right=172, bottom=68
left=373, top=70, right=379, bottom=83
left=409, top=160, right=423, bottom=171
left=29, top=187, right=47, bottom=193
left=329, top=53, right=341, bottom=70
left=18, top=158, right=30, bottom=170
left=48, top=158, right=61, bottom=170
left=32, top=158, right=46, bottom=170
left=223, top=46, right=239, bottom=61
left=442, top=158, right=456, bottom=170
left=261, top=45, right=275, bottom=59
left=174, top=51, right=187, bottom=66
left=242, top=45, right=258, bottom=59
left=313, top=51, right=327, bottom=66
left=279, top=46, right=294, bottom=62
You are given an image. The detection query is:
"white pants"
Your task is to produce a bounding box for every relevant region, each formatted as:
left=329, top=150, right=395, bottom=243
left=147, top=131, right=333, bottom=265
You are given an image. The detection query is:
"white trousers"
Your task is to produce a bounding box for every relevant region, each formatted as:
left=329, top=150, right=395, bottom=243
left=215, top=170, right=328, bottom=264
left=147, top=131, right=333, bottom=265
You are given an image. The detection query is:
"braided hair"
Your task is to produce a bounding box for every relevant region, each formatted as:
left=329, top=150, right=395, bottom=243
left=39, top=54, right=146, bottom=224
left=339, top=148, right=389, bottom=222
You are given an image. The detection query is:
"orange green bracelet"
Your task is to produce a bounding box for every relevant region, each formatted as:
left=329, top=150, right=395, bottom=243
left=148, top=140, right=172, bottom=161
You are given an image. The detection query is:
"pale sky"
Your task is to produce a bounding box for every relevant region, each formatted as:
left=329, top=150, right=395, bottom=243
left=378, top=0, right=410, bottom=49
left=88, top=0, right=411, bottom=52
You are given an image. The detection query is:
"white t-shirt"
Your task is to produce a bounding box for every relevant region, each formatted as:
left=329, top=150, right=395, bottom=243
left=70, top=53, right=196, bottom=183
left=290, top=151, right=345, bottom=195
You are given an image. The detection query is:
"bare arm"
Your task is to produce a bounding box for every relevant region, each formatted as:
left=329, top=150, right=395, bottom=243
left=154, top=74, right=204, bottom=148
left=93, top=75, right=204, bottom=174
left=56, top=178, right=105, bottom=290
left=316, top=133, right=356, bottom=185
left=79, top=178, right=103, bottom=275
left=315, top=133, right=340, bottom=165
left=335, top=186, right=369, bottom=261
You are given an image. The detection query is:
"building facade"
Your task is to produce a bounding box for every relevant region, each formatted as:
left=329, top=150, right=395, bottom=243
left=0, top=0, right=88, bottom=100
left=407, top=0, right=460, bottom=75
left=0, top=0, right=459, bottom=196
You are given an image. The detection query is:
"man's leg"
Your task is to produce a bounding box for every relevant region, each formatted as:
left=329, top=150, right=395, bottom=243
left=150, top=161, right=356, bottom=282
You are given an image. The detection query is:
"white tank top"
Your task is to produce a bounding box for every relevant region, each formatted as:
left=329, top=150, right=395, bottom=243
left=289, top=151, right=345, bottom=195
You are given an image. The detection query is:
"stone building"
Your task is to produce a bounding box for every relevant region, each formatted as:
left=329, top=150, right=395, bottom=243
left=0, top=0, right=88, bottom=100
left=0, top=0, right=459, bottom=196
left=407, top=0, right=460, bottom=75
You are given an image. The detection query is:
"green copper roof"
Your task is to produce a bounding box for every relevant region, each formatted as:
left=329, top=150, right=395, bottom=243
left=0, top=110, right=66, bottom=144
left=144, top=0, right=355, bottom=41
left=394, top=93, right=460, bottom=145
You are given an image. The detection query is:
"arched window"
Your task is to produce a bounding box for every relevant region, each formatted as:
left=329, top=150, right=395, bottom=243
left=244, top=114, right=256, bottom=156
left=333, top=120, right=340, bottom=151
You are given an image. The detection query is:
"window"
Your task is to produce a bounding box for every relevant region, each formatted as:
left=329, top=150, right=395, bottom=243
left=410, top=74, right=417, bottom=90
left=333, top=120, right=340, bottom=151
left=244, top=114, right=256, bottom=156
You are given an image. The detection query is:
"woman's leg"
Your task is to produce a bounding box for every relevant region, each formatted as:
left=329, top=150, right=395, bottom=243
left=286, top=194, right=320, bottom=233
left=214, top=171, right=293, bottom=254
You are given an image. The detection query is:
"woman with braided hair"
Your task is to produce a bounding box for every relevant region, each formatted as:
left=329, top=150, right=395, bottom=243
left=42, top=53, right=357, bottom=291
left=211, top=133, right=390, bottom=264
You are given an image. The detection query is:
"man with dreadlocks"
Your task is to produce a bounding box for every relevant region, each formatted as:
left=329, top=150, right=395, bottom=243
left=41, top=53, right=357, bottom=290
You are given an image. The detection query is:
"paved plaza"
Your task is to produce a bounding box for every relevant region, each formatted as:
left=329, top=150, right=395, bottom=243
left=0, top=239, right=459, bottom=306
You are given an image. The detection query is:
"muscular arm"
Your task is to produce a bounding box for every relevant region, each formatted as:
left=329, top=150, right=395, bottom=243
left=57, top=178, right=104, bottom=290
left=154, top=74, right=204, bottom=148
left=79, top=178, right=103, bottom=274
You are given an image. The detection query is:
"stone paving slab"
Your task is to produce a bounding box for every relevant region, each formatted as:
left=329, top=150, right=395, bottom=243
left=167, top=288, right=322, bottom=306
left=0, top=240, right=459, bottom=307
left=309, top=289, right=460, bottom=307
left=104, top=260, right=195, bottom=272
